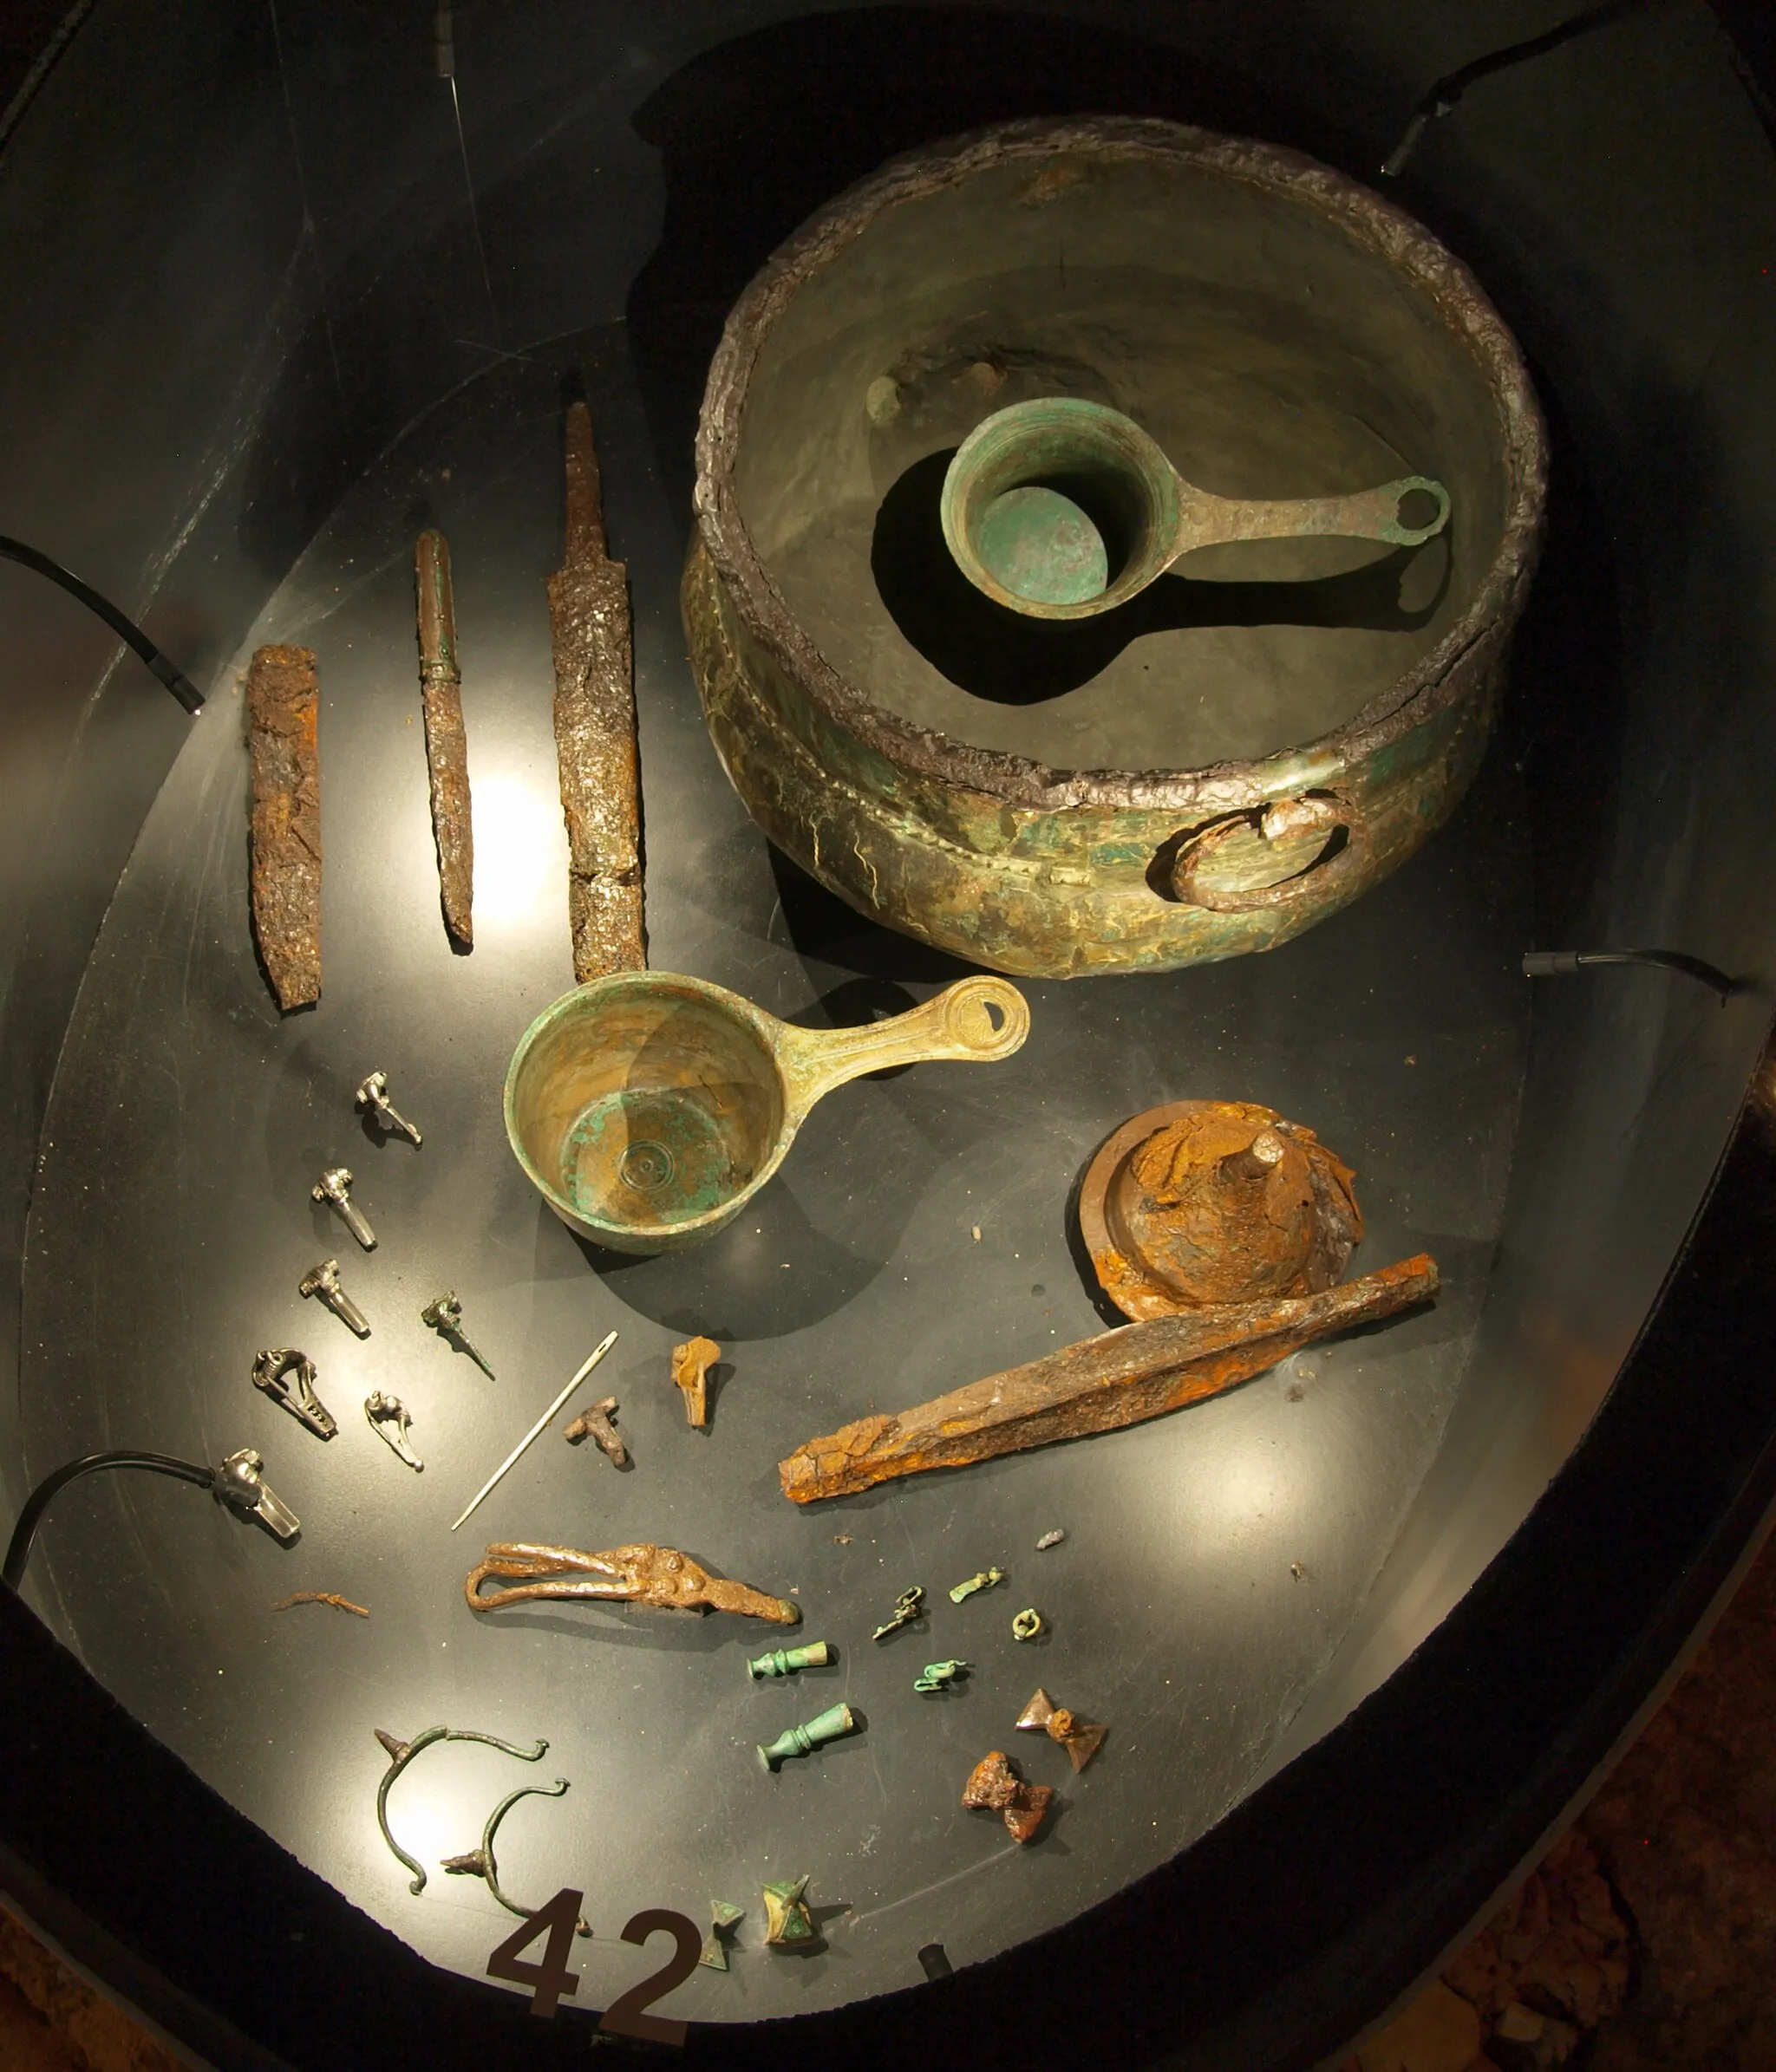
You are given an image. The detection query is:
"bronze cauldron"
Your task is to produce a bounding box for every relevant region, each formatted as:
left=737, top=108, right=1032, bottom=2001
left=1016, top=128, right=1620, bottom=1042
left=685, top=117, right=1545, bottom=976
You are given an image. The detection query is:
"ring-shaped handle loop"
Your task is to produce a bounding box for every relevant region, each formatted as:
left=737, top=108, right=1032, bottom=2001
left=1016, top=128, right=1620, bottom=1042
left=1171, top=792, right=1368, bottom=914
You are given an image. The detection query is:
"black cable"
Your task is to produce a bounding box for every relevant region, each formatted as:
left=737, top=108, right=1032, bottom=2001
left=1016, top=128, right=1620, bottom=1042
left=1522, top=948, right=1734, bottom=997
left=0, top=534, right=205, bottom=714
left=1380, top=0, right=1664, bottom=178
left=3, top=1450, right=215, bottom=1591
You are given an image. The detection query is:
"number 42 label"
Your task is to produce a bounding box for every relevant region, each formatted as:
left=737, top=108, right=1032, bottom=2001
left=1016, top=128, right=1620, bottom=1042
left=487, top=1890, right=702, bottom=2045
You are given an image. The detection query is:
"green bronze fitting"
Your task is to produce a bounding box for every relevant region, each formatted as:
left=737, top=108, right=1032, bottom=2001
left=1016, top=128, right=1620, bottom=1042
left=761, top=1874, right=818, bottom=1950
left=747, top=1640, right=832, bottom=1680
left=949, top=1567, right=1006, bottom=1605
left=756, top=1702, right=858, bottom=1773
left=1012, top=1607, right=1044, bottom=1641
left=870, top=1585, right=924, bottom=1641
left=440, top=1780, right=590, bottom=1937
left=913, top=1659, right=971, bottom=1694
left=372, top=1724, right=548, bottom=1896
left=699, top=1899, right=746, bottom=1971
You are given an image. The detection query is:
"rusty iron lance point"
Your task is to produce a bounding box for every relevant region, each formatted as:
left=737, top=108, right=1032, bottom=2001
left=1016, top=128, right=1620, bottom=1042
left=451, top=1332, right=617, bottom=1530
left=548, top=399, right=645, bottom=981
left=414, top=531, right=474, bottom=948
left=780, top=1257, right=1438, bottom=1502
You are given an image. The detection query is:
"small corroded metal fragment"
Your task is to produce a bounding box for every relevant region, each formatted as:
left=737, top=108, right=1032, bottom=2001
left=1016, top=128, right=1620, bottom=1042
left=870, top=1586, right=924, bottom=1642
left=1016, top=1687, right=1105, bottom=1772
left=761, top=1875, right=817, bottom=1950
left=563, top=1395, right=626, bottom=1466
left=962, top=1750, right=1054, bottom=1844
left=271, top=1591, right=368, bottom=1616
left=415, top=528, right=473, bottom=947
left=700, top=1900, right=745, bottom=1971
left=1035, top=1528, right=1066, bottom=1550
left=670, top=1335, right=720, bottom=1425
left=748, top=1641, right=832, bottom=1679
left=756, top=1702, right=857, bottom=1772
left=1081, top=1100, right=1362, bottom=1320
left=548, top=400, right=644, bottom=981
left=247, top=643, right=321, bottom=1010
left=1011, top=1608, right=1043, bottom=1642
left=914, top=1660, right=970, bottom=1694
left=780, top=1255, right=1438, bottom=1502
left=950, top=1567, right=1005, bottom=1604
left=464, top=1541, right=799, bottom=1624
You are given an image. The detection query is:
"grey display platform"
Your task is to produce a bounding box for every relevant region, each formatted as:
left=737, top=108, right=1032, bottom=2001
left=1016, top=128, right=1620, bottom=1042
left=16, top=333, right=1530, bottom=2023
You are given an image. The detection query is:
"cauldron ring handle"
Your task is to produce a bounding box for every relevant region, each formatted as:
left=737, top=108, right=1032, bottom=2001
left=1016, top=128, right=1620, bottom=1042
left=1171, top=792, right=1368, bottom=913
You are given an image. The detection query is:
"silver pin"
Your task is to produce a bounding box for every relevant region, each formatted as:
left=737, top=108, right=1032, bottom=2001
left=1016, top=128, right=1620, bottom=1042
left=365, top=1391, right=422, bottom=1470
left=299, top=1258, right=371, bottom=1337
left=450, top=1332, right=617, bottom=1531
left=313, top=1167, right=376, bottom=1249
left=212, top=1447, right=301, bottom=1540
left=421, top=1292, right=495, bottom=1378
left=357, top=1071, right=422, bottom=1146
left=252, top=1347, right=336, bottom=1439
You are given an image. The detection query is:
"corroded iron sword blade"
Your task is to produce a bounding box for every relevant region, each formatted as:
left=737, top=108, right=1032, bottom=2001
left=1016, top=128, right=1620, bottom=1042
left=547, top=400, right=644, bottom=980
left=415, top=528, right=473, bottom=947
left=247, top=643, right=322, bottom=1009
left=779, top=1254, right=1439, bottom=1502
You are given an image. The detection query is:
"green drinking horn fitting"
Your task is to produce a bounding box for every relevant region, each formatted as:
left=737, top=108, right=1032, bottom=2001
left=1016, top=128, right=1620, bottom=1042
left=506, top=972, right=1029, bottom=1255
left=747, top=1640, right=833, bottom=1679
left=940, top=395, right=1452, bottom=620
left=757, top=1703, right=859, bottom=1772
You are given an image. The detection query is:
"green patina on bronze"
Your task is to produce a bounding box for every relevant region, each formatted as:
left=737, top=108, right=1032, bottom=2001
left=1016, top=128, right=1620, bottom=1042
left=757, top=1704, right=858, bottom=1772
left=505, top=971, right=1027, bottom=1254
left=685, top=117, right=1545, bottom=979
left=941, top=395, right=1450, bottom=619
left=747, top=1640, right=833, bottom=1679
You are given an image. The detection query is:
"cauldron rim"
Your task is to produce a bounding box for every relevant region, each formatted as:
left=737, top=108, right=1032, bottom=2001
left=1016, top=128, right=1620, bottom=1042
left=694, top=113, right=1547, bottom=815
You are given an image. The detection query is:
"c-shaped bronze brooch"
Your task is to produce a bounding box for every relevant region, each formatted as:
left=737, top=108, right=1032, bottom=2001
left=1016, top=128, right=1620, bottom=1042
left=441, top=1780, right=591, bottom=1937
left=373, top=1723, right=547, bottom=1895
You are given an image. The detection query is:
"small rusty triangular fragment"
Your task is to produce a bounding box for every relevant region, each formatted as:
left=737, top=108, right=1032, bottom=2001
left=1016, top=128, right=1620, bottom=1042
left=1015, top=1687, right=1107, bottom=1773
